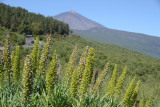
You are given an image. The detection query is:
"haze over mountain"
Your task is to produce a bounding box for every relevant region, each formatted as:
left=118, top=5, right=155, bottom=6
left=53, top=10, right=160, bottom=58
left=53, top=10, right=105, bottom=30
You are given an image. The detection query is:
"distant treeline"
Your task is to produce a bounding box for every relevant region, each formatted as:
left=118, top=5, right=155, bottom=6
left=0, top=3, right=70, bottom=35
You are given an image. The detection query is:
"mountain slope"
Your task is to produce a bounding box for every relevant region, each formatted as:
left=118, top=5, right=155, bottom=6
left=53, top=10, right=105, bottom=30
left=53, top=10, right=160, bottom=58
left=73, top=27, right=160, bottom=58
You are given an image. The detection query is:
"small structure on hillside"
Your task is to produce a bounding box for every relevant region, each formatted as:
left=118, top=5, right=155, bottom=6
left=0, top=47, right=4, bottom=51
left=25, top=35, right=34, bottom=46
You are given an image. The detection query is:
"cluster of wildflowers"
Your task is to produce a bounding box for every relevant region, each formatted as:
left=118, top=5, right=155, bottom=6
left=93, top=63, right=110, bottom=93
left=3, top=34, right=11, bottom=84
left=70, top=46, right=89, bottom=97
left=106, top=64, right=117, bottom=97
left=22, top=55, right=33, bottom=102
left=123, top=76, right=136, bottom=106
left=79, top=47, right=95, bottom=98
left=114, top=66, right=127, bottom=97
left=37, top=35, right=51, bottom=76
left=31, top=37, right=39, bottom=74
left=46, top=50, right=57, bottom=94
left=13, top=46, right=20, bottom=84
left=65, top=44, right=79, bottom=84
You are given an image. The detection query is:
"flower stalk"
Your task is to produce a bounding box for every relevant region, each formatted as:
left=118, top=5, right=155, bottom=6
left=22, top=55, right=33, bottom=102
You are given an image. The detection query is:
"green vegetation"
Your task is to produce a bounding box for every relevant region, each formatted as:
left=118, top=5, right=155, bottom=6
left=12, top=46, right=20, bottom=84
left=65, top=44, right=79, bottom=84
left=0, top=3, right=69, bottom=35
left=3, top=34, right=11, bottom=84
left=22, top=55, right=33, bottom=103
left=0, top=32, right=160, bottom=106
left=0, top=58, right=2, bottom=85
left=1, top=4, right=159, bottom=106
left=0, top=34, right=147, bottom=106
left=130, top=80, right=140, bottom=106
left=123, top=76, right=136, bottom=106
left=49, top=35, right=160, bottom=107
left=114, top=66, right=127, bottom=97
left=106, top=64, right=117, bottom=97
left=0, top=26, right=25, bottom=46
left=79, top=47, right=95, bottom=98
left=31, top=37, right=39, bottom=73
left=93, top=63, right=109, bottom=93
left=46, top=50, right=57, bottom=95
left=70, top=46, right=89, bottom=97
left=37, top=35, right=51, bottom=77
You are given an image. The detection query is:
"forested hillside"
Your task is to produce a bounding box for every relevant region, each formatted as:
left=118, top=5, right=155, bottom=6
left=0, top=3, right=69, bottom=35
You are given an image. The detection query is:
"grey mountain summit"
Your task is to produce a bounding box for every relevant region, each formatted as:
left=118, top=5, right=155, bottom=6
left=53, top=10, right=105, bottom=30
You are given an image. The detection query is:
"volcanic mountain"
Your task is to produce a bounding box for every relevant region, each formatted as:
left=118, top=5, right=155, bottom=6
left=53, top=10, right=160, bottom=58
left=53, top=10, right=105, bottom=30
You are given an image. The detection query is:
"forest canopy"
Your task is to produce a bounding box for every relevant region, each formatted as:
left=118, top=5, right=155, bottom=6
left=0, top=3, right=70, bottom=35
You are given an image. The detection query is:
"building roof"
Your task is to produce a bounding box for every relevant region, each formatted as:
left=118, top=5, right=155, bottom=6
left=26, top=35, right=32, bottom=37
left=0, top=47, right=4, bottom=50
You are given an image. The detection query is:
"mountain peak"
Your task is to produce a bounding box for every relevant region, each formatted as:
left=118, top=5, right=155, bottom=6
left=69, top=10, right=77, bottom=14
left=53, top=11, right=105, bottom=30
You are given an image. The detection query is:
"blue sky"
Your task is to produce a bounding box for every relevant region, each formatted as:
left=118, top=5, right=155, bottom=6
left=1, top=0, right=160, bottom=37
